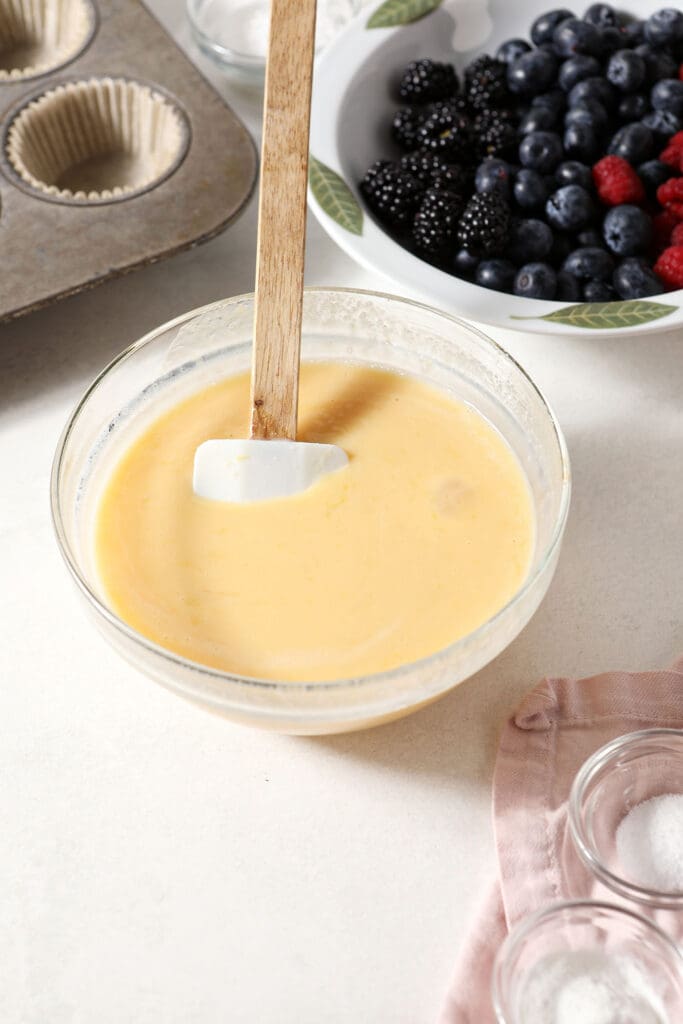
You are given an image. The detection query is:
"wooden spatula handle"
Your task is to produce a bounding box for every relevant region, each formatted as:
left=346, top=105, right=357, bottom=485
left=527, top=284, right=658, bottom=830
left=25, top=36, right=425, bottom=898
left=250, top=0, right=317, bottom=441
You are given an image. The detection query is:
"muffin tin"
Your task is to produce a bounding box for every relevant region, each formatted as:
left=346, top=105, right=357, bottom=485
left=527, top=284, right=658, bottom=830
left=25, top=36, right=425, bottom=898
left=0, top=0, right=258, bottom=321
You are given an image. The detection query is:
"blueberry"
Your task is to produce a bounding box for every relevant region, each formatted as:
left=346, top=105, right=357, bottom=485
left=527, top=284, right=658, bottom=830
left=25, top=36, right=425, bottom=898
left=576, top=227, right=603, bottom=246
left=636, top=45, right=678, bottom=85
left=618, top=94, right=650, bottom=121
left=564, top=99, right=609, bottom=131
left=603, top=204, right=652, bottom=255
left=606, top=50, right=647, bottom=93
left=556, top=269, right=582, bottom=299
left=546, top=185, right=595, bottom=230
left=548, top=230, right=573, bottom=266
left=513, top=262, right=558, bottom=298
left=583, top=3, right=618, bottom=27
left=613, top=257, right=663, bottom=298
left=476, top=258, right=516, bottom=291
left=564, top=121, right=601, bottom=161
left=513, top=168, right=550, bottom=210
left=475, top=158, right=513, bottom=198
left=583, top=281, right=616, bottom=301
left=621, top=19, right=645, bottom=46
left=507, top=50, right=559, bottom=96
left=638, top=158, right=677, bottom=194
left=642, top=109, right=682, bottom=139
left=569, top=77, right=617, bottom=110
left=532, top=88, right=567, bottom=117
left=496, top=38, right=532, bottom=64
left=608, top=122, right=654, bottom=164
left=519, top=106, right=558, bottom=133
left=651, top=79, right=683, bottom=118
left=506, top=218, right=554, bottom=263
left=553, top=17, right=602, bottom=56
left=519, top=131, right=563, bottom=172
left=453, top=248, right=480, bottom=277
left=644, top=8, right=683, bottom=47
left=531, top=8, right=574, bottom=46
left=598, top=26, right=624, bottom=56
left=556, top=160, right=593, bottom=189
left=558, top=55, right=602, bottom=92
left=563, top=245, right=615, bottom=280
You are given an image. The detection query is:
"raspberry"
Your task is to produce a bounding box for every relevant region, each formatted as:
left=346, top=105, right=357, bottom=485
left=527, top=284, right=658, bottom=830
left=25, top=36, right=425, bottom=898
left=652, top=209, right=680, bottom=252
left=672, top=222, right=683, bottom=245
left=655, top=176, right=683, bottom=207
left=660, top=130, right=683, bottom=169
left=592, top=156, right=645, bottom=206
left=653, top=245, right=683, bottom=288
left=659, top=144, right=683, bottom=169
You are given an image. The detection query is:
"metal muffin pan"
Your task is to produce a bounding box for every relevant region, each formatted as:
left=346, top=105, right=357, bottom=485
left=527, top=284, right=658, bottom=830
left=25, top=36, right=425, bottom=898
left=0, top=0, right=258, bottom=321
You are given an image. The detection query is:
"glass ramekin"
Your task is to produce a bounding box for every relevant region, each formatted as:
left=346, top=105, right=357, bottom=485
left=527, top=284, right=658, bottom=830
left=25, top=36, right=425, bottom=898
left=492, top=900, right=683, bottom=1024
left=569, top=729, right=683, bottom=910
left=186, top=0, right=360, bottom=84
left=50, top=288, right=570, bottom=735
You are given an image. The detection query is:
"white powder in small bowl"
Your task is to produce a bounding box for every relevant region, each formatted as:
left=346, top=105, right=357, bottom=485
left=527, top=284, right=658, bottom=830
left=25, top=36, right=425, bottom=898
left=519, top=950, right=668, bottom=1024
left=616, top=793, right=683, bottom=893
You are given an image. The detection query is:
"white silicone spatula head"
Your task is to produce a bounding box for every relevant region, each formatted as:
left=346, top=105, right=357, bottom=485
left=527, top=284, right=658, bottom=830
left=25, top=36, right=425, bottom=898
left=192, top=0, right=347, bottom=503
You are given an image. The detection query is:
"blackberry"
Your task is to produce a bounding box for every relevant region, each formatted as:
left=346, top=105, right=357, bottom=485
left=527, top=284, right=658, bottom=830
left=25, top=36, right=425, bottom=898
left=413, top=187, right=466, bottom=256
left=416, top=108, right=472, bottom=160
left=391, top=107, right=426, bottom=150
left=457, top=191, right=511, bottom=257
left=359, top=163, right=424, bottom=229
left=474, top=109, right=517, bottom=158
left=399, top=150, right=471, bottom=192
left=398, top=59, right=459, bottom=104
left=465, top=55, right=509, bottom=110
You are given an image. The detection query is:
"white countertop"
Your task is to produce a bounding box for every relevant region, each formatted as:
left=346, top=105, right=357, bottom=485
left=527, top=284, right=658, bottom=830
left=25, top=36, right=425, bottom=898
left=2, top=5, right=682, bottom=1022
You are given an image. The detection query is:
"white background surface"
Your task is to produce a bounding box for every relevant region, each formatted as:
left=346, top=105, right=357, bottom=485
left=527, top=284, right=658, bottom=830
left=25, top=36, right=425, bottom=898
left=1, top=3, right=682, bottom=1022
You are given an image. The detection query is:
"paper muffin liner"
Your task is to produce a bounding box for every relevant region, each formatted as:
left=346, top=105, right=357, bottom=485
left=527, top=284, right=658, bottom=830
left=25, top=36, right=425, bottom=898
left=5, top=77, right=190, bottom=202
left=0, top=0, right=96, bottom=81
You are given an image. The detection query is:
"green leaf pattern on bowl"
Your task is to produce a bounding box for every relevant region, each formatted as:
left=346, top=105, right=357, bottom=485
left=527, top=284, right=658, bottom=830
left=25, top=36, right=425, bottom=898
left=309, top=157, right=363, bottom=235
left=367, top=0, right=443, bottom=29
left=511, top=299, right=677, bottom=330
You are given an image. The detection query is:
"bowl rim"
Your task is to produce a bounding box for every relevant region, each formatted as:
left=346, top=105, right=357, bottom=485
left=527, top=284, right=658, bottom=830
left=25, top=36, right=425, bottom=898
left=50, top=285, right=570, bottom=694
left=568, top=727, right=683, bottom=909
left=308, top=1, right=683, bottom=338
left=491, top=897, right=683, bottom=1020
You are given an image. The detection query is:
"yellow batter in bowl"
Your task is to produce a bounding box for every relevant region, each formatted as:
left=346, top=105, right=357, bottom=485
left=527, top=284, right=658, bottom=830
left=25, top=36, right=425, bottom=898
left=95, top=361, right=534, bottom=682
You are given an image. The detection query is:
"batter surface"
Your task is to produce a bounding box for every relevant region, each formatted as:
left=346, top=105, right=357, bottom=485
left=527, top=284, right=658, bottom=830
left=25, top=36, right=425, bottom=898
left=95, top=362, right=534, bottom=681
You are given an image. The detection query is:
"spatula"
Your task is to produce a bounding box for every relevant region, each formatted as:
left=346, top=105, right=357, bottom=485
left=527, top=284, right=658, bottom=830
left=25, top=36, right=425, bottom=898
left=193, top=0, right=348, bottom=503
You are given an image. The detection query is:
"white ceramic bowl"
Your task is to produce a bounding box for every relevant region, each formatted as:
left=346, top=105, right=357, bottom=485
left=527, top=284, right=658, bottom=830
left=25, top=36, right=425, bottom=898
left=308, top=0, right=683, bottom=337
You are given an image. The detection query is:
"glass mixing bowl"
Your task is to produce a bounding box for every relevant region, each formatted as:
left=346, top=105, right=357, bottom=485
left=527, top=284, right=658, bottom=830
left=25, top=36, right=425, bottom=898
left=569, top=729, right=683, bottom=910
left=51, top=288, right=570, bottom=734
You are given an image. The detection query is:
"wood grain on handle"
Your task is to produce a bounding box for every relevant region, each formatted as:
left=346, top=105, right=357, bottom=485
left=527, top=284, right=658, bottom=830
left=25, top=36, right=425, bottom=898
left=250, top=0, right=317, bottom=440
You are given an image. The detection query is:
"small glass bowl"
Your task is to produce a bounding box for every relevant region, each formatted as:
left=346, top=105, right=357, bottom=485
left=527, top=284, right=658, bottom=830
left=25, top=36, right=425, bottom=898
left=187, top=0, right=361, bottom=83
left=492, top=900, right=683, bottom=1024
left=50, top=288, right=569, bottom=734
left=569, top=729, right=683, bottom=910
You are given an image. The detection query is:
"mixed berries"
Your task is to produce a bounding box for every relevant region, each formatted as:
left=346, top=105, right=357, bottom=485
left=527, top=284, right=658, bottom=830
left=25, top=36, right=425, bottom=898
left=358, top=5, right=683, bottom=300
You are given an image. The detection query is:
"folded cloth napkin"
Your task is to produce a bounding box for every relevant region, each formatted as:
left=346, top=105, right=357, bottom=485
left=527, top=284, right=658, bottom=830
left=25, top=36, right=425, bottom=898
left=439, top=657, right=683, bottom=1024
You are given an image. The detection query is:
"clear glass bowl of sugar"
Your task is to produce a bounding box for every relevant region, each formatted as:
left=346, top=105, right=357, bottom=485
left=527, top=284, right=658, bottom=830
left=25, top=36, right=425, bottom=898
left=492, top=900, right=683, bottom=1024
left=187, top=0, right=361, bottom=83
left=569, top=729, right=683, bottom=910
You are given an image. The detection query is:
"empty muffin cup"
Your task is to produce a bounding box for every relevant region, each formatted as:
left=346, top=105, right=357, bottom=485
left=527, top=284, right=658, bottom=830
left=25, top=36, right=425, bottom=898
left=5, top=77, right=190, bottom=203
left=0, top=0, right=96, bottom=81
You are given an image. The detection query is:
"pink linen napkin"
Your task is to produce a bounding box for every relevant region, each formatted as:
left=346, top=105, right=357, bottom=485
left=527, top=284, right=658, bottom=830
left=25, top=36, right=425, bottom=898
left=439, top=657, right=683, bottom=1024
